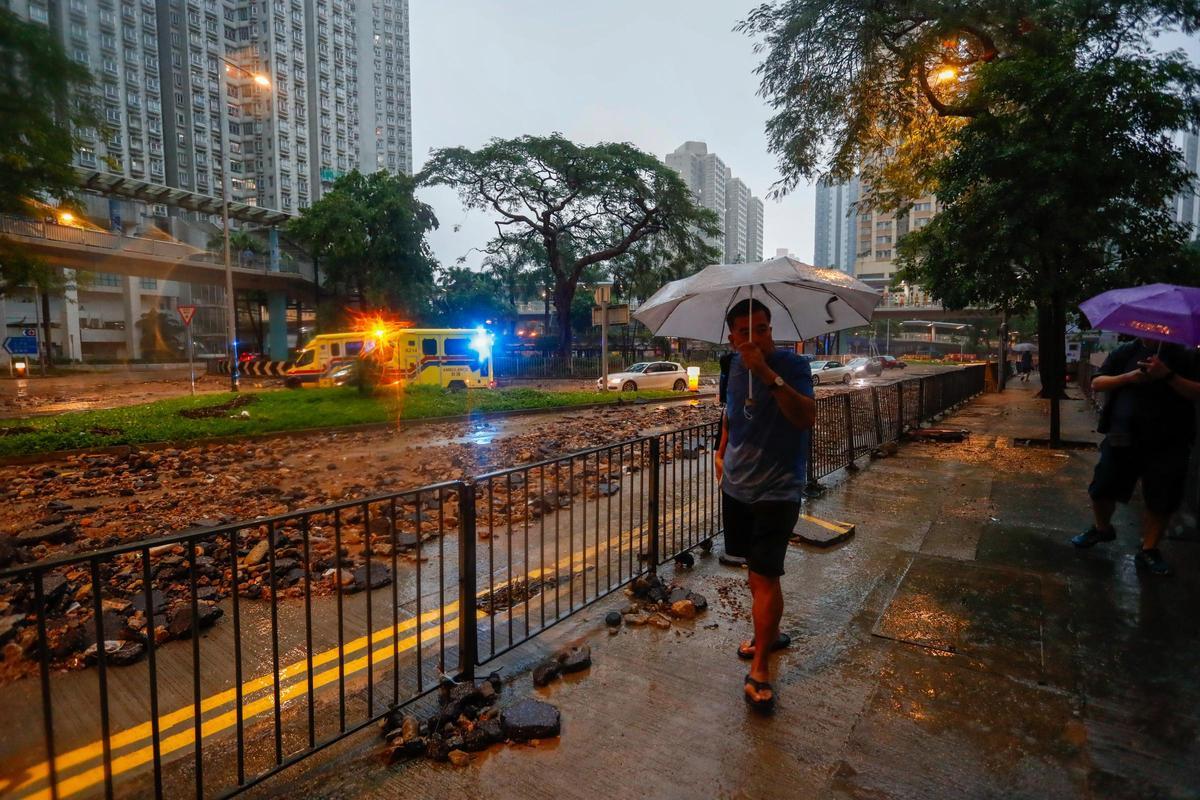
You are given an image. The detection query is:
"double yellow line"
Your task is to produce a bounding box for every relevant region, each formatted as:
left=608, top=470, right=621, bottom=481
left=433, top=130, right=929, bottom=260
left=7, top=603, right=460, bottom=800
left=8, top=519, right=653, bottom=800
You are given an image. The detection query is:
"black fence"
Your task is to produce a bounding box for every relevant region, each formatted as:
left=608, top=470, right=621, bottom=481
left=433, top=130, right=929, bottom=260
left=493, top=354, right=629, bottom=380
left=808, top=365, right=986, bottom=483
left=0, top=367, right=984, bottom=800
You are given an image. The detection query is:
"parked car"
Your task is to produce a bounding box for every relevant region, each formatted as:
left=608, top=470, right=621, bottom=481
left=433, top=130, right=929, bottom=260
left=846, top=356, right=885, bottom=378
left=808, top=359, right=852, bottom=385
left=599, top=361, right=688, bottom=391
left=879, top=355, right=907, bottom=369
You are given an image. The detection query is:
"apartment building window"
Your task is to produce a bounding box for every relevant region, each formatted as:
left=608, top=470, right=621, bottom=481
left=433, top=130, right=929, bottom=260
left=178, top=170, right=190, bottom=186
left=875, top=250, right=892, bottom=259
left=140, top=277, right=158, bottom=290
left=29, top=3, right=50, bottom=22
left=78, top=146, right=97, bottom=167
left=876, top=235, right=892, bottom=244
left=95, top=272, right=122, bottom=287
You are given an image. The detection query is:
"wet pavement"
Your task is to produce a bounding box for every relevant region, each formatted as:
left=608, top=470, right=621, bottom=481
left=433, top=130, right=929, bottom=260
left=243, top=379, right=1200, bottom=800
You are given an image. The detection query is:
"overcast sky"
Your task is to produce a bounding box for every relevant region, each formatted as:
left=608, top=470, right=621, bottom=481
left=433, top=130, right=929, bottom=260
left=408, top=2, right=1200, bottom=271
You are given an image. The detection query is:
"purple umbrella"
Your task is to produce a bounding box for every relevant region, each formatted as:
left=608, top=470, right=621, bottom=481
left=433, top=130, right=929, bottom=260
left=1079, top=283, right=1200, bottom=348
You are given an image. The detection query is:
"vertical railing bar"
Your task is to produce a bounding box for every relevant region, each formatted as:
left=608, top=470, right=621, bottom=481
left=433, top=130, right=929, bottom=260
left=230, top=527, right=246, bottom=783
left=89, top=558, right=114, bottom=800
left=415, top=496, right=424, bottom=691
left=539, top=466, right=547, bottom=631
left=505, top=473, right=514, bottom=649
left=438, top=490, right=446, bottom=677
left=301, top=516, right=315, bottom=751
left=334, top=507, right=346, bottom=732
left=34, top=571, right=60, bottom=800
left=457, top=481, right=478, bottom=679
left=141, top=547, right=163, bottom=799
left=363, top=502, right=374, bottom=722
left=267, top=521, right=283, bottom=766
left=569, top=457, right=576, bottom=611
left=487, top=478, right=495, bottom=658
left=521, top=470, right=531, bottom=640
left=389, top=497, right=399, bottom=707
left=554, top=463, right=561, bottom=620
left=187, top=543, right=203, bottom=800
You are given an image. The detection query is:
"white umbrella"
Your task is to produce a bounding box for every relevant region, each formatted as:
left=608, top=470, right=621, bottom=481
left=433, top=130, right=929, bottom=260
left=633, top=256, right=881, bottom=407
left=633, top=257, right=880, bottom=342
left=1011, top=343, right=1038, bottom=352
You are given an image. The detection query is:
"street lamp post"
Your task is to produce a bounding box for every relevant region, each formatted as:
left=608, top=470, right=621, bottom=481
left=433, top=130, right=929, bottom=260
left=217, top=57, right=271, bottom=392
left=594, top=281, right=613, bottom=390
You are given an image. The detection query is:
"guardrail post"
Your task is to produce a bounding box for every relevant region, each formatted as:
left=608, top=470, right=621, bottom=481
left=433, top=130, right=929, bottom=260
left=871, top=388, right=884, bottom=446
left=896, top=382, right=905, bottom=436
left=648, top=436, right=661, bottom=573
left=842, top=393, right=856, bottom=469
left=917, top=377, right=926, bottom=425
left=457, top=481, right=478, bottom=681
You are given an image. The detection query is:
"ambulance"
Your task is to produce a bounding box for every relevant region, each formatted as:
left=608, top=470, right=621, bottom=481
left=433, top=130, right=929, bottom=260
left=284, top=332, right=374, bottom=388
left=359, top=327, right=495, bottom=391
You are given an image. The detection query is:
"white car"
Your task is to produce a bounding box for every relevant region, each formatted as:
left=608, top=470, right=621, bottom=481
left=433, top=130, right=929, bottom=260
left=599, top=361, right=688, bottom=391
left=808, top=359, right=852, bottom=385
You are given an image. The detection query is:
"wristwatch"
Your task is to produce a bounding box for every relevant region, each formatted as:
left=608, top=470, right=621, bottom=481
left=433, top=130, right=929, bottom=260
left=768, top=374, right=785, bottom=391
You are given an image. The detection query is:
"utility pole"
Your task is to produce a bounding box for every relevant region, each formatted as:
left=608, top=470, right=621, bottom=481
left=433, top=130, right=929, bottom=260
left=594, top=281, right=613, bottom=390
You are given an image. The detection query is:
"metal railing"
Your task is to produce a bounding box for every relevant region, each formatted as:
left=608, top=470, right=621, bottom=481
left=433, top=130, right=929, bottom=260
left=0, top=366, right=984, bottom=799
left=493, top=354, right=628, bottom=380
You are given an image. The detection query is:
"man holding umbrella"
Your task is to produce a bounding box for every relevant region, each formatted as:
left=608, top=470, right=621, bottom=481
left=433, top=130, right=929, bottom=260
left=1073, top=284, right=1200, bottom=575
left=715, top=299, right=815, bottom=711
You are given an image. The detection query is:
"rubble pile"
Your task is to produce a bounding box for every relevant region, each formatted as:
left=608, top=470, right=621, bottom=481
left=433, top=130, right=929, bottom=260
left=615, top=573, right=709, bottom=631
left=381, top=673, right=562, bottom=767
left=0, top=401, right=720, bottom=684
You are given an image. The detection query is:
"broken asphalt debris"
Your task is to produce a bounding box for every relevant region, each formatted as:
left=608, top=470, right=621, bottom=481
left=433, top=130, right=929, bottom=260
left=381, top=671, right=561, bottom=766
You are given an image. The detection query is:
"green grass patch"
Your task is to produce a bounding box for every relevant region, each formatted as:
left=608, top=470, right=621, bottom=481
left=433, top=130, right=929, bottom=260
left=0, top=385, right=683, bottom=458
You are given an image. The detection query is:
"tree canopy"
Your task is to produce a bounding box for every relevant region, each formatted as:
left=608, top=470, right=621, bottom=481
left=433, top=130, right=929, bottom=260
left=287, top=170, right=439, bottom=322
left=422, top=134, right=721, bottom=357
left=743, top=0, right=1200, bottom=443
left=0, top=8, right=98, bottom=290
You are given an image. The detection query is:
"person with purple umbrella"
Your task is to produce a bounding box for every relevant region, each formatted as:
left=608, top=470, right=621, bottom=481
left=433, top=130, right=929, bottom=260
left=1071, top=336, right=1200, bottom=574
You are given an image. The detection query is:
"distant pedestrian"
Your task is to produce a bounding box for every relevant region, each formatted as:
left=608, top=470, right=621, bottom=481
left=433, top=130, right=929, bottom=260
left=715, top=299, right=815, bottom=712
left=1019, top=349, right=1033, bottom=382
left=1072, top=339, right=1200, bottom=575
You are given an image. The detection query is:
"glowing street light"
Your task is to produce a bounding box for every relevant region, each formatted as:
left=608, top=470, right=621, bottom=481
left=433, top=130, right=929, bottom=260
left=58, top=211, right=75, bottom=225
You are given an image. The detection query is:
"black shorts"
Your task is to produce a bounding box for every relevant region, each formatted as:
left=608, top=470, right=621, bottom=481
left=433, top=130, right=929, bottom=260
left=721, top=492, right=801, bottom=578
left=1088, top=440, right=1191, bottom=516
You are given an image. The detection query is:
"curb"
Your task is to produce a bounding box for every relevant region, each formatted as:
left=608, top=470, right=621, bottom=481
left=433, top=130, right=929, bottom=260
left=0, top=391, right=717, bottom=467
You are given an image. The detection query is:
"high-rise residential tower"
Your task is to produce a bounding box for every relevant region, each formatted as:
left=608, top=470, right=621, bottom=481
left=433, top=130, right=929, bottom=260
left=813, top=177, right=860, bottom=274
left=8, top=0, right=413, bottom=217
left=1173, top=128, right=1200, bottom=240
left=664, top=141, right=764, bottom=263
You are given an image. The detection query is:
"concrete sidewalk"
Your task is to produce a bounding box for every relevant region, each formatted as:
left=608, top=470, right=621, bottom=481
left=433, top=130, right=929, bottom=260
left=254, top=381, right=1200, bottom=800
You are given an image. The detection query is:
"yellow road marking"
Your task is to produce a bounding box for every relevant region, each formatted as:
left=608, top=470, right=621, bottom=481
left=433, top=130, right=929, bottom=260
left=11, top=603, right=456, bottom=794
left=16, top=509, right=698, bottom=799
left=19, top=618, right=462, bottom=800
left=798, top=513, right=855, bottom=535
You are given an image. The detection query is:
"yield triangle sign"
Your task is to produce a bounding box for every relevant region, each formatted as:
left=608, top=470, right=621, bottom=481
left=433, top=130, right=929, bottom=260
left=177, top=305, right=197, bottom=326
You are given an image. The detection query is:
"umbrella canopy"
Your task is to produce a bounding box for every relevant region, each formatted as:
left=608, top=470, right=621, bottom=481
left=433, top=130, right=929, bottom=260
left=1079, top=283, right=1200, bottom=347
left=1011, top=343, right=1038, bottom=352
left=633, top=257, right=881, bottom=344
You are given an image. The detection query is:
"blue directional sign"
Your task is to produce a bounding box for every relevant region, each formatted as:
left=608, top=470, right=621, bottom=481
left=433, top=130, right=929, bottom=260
left=3, top=336, right=38, bottom=355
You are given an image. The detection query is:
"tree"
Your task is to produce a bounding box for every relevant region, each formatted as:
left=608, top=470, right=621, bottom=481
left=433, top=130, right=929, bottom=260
left=479, top=237, right=547, bottom=334
left=742, top=0, right=1200, bottom=444
left=286, top=170, right=439, bottom=322
left=431, top=266, right=512, bottom=328
left=422, top=135, right=721, bottom=358
left=0, top=8, right=98, bottom=291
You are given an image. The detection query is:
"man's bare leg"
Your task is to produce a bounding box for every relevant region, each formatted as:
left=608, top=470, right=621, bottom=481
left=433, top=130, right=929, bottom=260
left=1092, top=496, right=1116, bottom=534
left=1141, top=510, right=1168, bottom=550
left=746, top=571, right=782, bottom=704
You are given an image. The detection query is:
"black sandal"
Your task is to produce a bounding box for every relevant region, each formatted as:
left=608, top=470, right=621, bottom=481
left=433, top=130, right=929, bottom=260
left=743, top=674, right=776, bottom=713
left=736, top=632, right=791, bottom=660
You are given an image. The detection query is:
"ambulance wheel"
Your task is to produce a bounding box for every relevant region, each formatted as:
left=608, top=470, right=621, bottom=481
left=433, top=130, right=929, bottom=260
left=673, top=379, right=686, bottom=391
left=284, top=377, right=301, bottom=389
left=447, top=380, right=467, bottom=392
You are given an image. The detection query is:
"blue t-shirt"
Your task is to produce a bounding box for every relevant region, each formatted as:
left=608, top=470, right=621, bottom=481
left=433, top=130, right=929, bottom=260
left=722, top=349, right=814, bottom=503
